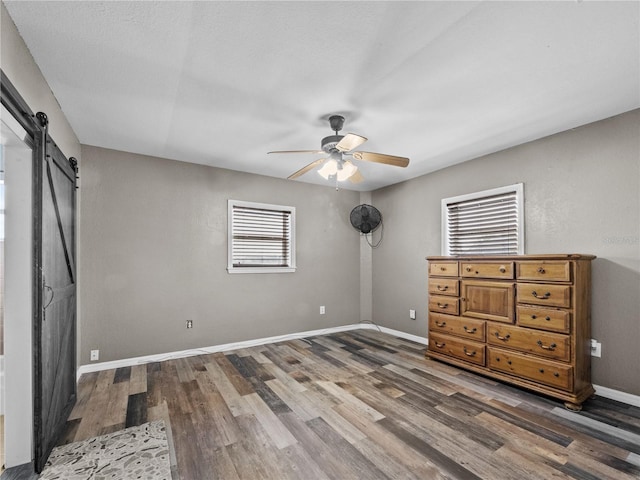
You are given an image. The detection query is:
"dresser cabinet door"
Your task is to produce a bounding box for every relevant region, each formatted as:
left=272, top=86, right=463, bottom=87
left=461, top=281, right=515, bottom=323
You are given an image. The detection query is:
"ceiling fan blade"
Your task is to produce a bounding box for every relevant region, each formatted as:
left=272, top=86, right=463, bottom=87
left=288, top=158, right=326, bottom=180
left=336, top=133, right=367, bottom=152
left=348, top=170, right=364, bottom=184
left=268, top=150, right=324, bottom=155
left=352, top=151, right=410, bottom=168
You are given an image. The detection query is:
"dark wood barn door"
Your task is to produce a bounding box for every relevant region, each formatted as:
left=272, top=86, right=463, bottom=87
left=33, top=113, right=77, bottom=472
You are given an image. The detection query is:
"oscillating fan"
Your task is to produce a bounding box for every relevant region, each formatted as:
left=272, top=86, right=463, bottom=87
left=350, top=204, right=382, bottom=234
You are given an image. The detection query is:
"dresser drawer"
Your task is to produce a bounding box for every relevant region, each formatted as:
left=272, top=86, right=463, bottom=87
left=517, top=306, right=571, bottom=333
left=428, top=278, right=459, bottom=297
left=429, top=333, right=485, bottom=366
left=461, top=262, right=514, bottom=279
left=489, top=348, right=573, bottom=391
left=487, top=324, right=570, bottom=362
left=429, top=295, right=460, bottom=315
left=517, top=283, right=571, bottom=308
left=516, top=261, right=571, bottom=282
left=429, top=313, right=486, bottom=342
left=429, top=262, right=459, bottom=277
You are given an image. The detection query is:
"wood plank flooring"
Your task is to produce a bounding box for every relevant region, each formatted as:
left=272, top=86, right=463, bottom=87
left=60, top=330, right=640, bottom=479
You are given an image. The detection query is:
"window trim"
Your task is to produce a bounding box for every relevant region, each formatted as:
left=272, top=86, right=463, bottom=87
left=227, top=199, right=296, bottom=274
left=441, top=183, right=524, bottom=256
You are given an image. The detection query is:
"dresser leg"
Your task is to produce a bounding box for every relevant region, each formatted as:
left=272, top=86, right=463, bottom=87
left=564, top=401, right=583, bottom=412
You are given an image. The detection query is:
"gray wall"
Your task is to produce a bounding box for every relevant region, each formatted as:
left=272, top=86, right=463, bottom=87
left=79, top=146, right=361, bottom=363
left=371, top=109, right=640, bottom=396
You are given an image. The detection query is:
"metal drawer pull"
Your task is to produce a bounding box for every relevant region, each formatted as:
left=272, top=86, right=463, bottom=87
left=532, top=291, right=551, bottom=299
left=440, top=266, right=446, bottom=271
left=494, top=332, right=511, bottom=341
left=437, top=285, right=448, bottom=291
left=437, top=302, right=449, bottom=309
left=435, top=341, right=446, bottom=348
left=499, top=266, right=506, bottom=273
left=435, top=321, right=446, bottom=327
left=538, top=267, right=546, bottom=274
left=553, top=372, right=560, bottom=377
left=539, top=368, right=545, bottom=373
left=533, top=314, right=552, bottom=321
left=465, top=266, right=472, bottom=272
left=463, top=347, right=476, bottom=357
left=463, top=326, right=477, bottom=334
left=507, top=360, right=512, bottom=365
left=537, top=340, right=557, bottom=351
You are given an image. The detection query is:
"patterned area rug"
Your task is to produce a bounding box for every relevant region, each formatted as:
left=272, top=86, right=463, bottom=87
left=40, top=420, right=173, bottom=480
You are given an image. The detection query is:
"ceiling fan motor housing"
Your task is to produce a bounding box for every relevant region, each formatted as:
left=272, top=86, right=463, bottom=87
left=321, top=135, right=344, bottom=153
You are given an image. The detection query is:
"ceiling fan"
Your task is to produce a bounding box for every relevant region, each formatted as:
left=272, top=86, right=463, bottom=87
left=268, top=115, right=409, bottom=184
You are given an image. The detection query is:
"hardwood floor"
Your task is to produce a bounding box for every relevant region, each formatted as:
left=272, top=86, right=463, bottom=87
left=60, top=330, right=640, bottom=479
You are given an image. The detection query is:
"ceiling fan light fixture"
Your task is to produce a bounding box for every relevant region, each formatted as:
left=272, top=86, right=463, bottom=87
left=318, top=159, right=338, bottom=179
left=337, top=160, right=358, bottom=182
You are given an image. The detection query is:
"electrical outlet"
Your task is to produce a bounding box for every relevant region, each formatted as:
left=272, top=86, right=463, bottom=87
left=409, top=309, right=416, bottom=320
left=320, top=306, right=325, bottom=315
left=186, top=320, right=193, bottom=329
left=90, top=350, right=99, bottom=361
left=590, top=339, right=602, bottom=358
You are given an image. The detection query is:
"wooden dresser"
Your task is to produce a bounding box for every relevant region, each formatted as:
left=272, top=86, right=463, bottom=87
left=426, top=254, right=595, bottom=410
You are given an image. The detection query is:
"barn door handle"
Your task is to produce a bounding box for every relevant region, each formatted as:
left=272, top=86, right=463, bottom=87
left=44, top=285, right=54, bottom=309
left=43, top=272, right=55, bottom=310
left=42, top=272, right=54, bottom=321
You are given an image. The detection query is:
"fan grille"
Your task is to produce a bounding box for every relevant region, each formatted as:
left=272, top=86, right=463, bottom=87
left=350, top=204, right=382, bottom=234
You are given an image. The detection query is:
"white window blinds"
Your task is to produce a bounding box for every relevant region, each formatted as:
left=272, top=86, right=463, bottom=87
left=442, top=184, right=524, bottom=255
left=228, top=200, right=296, bottom=273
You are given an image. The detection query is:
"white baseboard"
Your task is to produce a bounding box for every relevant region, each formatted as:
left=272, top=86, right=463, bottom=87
left=77, top=323, right=367, bottom=380
left=375, top=326, right=428, bottom=345
left=76, top=324, right=639, bottom=409
left=593, top=384, right=640, bottom=408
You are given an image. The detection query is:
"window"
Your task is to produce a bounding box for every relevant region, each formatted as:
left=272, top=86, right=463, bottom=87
left=442, top=183, right=524, bottom=255
left=228, top=200, right=296, bottom=273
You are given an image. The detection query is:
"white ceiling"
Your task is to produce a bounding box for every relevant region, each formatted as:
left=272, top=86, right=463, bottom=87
left=4, top=1, right=639, bottom=191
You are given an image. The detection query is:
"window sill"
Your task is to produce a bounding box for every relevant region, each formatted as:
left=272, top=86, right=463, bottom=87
left=227, top=266, right=296, bottom=274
